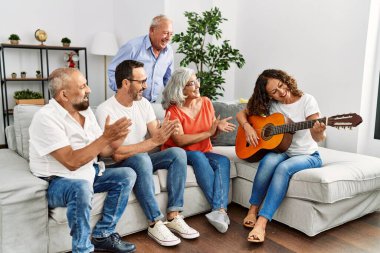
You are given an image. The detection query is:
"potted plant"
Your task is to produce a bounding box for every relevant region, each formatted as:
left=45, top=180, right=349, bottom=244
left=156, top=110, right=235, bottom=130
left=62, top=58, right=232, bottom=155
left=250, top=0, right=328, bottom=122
left=11, top=72, right=17, bottom=79
left=14, top=89, right=44, bottom=105
left=8, top=34, right=20, bottom=45
left=61, top=37, right=71, bottom=47
left=36, top=70, right=42, bottom=78
left=172, top=7, right=245, bottom=100
left=20, top=71, right=26, bottom=78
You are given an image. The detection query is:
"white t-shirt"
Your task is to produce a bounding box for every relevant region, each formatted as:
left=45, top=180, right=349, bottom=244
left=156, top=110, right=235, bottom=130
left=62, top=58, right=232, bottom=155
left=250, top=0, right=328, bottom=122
left=29, top=99, right=102, bottom=184
left=95, top=96, right=156, bottom=145
left=270, top=93, right=320, bottom=156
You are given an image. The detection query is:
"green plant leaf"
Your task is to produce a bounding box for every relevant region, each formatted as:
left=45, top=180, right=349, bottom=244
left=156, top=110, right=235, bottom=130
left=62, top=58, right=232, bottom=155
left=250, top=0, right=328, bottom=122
left=14, top=89, right=43, bottom=99
left=173, top=7, right=245, bottom=100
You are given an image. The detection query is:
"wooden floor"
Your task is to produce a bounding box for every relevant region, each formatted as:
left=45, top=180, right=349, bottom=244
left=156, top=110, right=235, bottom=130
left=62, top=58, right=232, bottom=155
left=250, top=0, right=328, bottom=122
left=111, top=203, right=380, bottom=253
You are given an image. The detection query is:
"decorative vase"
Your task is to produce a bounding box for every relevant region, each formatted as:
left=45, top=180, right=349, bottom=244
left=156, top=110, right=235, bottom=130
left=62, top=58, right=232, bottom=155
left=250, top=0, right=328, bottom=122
left=62, top=43, right=70, bottom=47
left=11, top=73, right=17, bottom=79
left=10, top=40, right=19, bottom=45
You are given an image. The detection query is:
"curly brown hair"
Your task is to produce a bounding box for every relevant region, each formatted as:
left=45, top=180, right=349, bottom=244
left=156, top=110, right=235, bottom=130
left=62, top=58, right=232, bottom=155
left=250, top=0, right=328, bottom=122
left=246, top=69, right=303, bottom=116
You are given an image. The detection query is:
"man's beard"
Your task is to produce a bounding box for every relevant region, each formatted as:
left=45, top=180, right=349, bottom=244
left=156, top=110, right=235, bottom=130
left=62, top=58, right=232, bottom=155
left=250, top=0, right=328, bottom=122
left=130, top=89, right=143, bottom=101
left=72, top=100, right=89, bottom=111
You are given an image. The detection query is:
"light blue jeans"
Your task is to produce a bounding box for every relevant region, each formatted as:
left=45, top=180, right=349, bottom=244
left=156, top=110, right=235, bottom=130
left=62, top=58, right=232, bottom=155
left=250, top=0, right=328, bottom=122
left=186, top=151, right=230, bottom=210
left=47, top=165, right=136, bottom=253
left=249, top=151, right=322, bottom=221
left=108, top=147, right=187, bottom=222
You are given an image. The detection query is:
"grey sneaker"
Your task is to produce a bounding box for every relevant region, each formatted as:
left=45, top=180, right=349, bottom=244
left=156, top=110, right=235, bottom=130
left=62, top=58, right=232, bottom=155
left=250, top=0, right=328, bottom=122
left=223, top=212, right=230, bottom=225
left=205, top=210, right=229, bottom=233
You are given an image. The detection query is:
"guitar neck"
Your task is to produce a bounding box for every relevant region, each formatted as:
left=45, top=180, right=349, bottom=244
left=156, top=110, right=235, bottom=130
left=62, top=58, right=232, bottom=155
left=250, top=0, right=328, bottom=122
left=271, top=117, right=327, bottom=135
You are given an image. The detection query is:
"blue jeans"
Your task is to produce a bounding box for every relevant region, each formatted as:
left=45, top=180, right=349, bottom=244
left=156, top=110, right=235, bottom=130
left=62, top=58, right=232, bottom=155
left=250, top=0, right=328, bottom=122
left=47, top=165, right=136, bottom=253
left=250, top=151, right=322, bottom=221
left=108, top=147, right=187, bottom=222
left=186, top=151, right=230, bottom=210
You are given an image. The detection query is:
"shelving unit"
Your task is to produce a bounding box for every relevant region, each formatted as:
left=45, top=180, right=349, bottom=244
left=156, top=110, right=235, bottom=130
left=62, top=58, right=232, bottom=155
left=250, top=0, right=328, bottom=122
left=0, top=43, right=88, bottom=133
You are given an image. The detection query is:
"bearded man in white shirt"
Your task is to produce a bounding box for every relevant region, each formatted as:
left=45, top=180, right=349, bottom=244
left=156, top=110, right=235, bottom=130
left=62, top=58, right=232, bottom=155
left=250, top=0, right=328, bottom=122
left=29, top=68, right=137, bottom=253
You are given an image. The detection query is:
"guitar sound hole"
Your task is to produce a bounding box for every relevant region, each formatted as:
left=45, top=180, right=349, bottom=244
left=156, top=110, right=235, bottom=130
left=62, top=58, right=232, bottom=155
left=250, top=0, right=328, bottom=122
left=262, top=125, right=274, bottom=141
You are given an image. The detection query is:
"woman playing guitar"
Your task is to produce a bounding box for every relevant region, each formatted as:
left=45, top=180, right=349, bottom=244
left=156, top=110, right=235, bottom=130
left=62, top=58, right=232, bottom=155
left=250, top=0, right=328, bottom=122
left=236, top=69, right=326, bottom=243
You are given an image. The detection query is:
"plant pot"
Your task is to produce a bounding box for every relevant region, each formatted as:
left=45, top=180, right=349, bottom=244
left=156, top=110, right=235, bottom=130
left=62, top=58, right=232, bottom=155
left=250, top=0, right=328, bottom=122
left=11, top=73, right=17, bottom=79
left=36, top=74, right=42, bottom=78
left=62, top=43, right=70, bottom=47
left=10, top=40, right=19, bottom=45
left=21, top=73, right=26, bottom=78
left=15, top=98, right=45, bottom=105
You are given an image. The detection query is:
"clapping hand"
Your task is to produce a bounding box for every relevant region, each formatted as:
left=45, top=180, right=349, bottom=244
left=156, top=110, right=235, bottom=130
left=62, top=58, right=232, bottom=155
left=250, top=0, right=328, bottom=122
left=103, top=115, right=132, bottom=145
left=217, top=116, right=236, bottom=133
left=152, top=111, right=179, bottom=145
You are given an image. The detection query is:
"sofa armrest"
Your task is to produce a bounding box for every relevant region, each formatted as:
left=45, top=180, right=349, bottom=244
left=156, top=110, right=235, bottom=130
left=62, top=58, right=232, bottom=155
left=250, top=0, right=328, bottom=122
left=0, top=149, right=49, bottom=253
left=5, top=125, right=16, bottom=151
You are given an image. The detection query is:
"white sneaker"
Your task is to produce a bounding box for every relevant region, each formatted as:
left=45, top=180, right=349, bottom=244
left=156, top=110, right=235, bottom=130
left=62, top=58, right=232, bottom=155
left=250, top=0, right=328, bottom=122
left=148, top=220, right=181, bottom=247
left=205, top=210, right=229, bottom=233
left=165, top=215, right=200, bottom=239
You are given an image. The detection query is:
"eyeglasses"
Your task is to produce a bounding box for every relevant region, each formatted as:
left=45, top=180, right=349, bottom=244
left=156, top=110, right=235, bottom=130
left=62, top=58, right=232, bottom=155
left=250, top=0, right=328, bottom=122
left=126, top=78, right=147, bottom=85
left=185, top=78, right=200, bottom=87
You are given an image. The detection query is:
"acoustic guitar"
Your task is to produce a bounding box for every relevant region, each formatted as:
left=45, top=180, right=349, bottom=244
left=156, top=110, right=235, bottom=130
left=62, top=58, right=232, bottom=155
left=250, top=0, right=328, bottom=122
left=235, top=113, right=363, bottom=162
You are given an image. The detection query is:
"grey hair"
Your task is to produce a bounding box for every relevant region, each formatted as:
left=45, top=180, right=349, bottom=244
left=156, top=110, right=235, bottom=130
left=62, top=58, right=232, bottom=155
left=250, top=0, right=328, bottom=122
left=161, top=67, right=195, bottom=110
left=48, top=68, right=77, bottom=98
left=150, top=15, right=172, bottom=29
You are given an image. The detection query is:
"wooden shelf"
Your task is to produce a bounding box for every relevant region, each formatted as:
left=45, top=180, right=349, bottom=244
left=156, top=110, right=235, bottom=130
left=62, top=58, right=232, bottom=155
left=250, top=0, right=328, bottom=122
left=1, top=43, right=86, bottom=51
left=5, top=77, right=48, bottom=81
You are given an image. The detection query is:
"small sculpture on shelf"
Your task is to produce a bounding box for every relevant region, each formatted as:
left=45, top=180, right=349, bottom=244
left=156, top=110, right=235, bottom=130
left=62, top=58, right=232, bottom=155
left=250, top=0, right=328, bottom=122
left=11, top=72, right=17, bottom=79
left=64, top=51, right=79, bottom=68
left=61, top=37, right=71, bottom=47
left=36, top=70, right=42, bottom=78
left=8, top=34, right=20, bottom=45
left=35, top=29, right=47, bottom=45
left=20, top=71, right=26, bottom=78
left=14, top=89, right=44, bottom=105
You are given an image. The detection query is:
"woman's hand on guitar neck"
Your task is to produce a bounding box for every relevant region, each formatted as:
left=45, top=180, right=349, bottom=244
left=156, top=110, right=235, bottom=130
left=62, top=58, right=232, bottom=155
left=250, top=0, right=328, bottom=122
left=311, top=120, right=326, bottom=142
left=243, top=123, right=260, bottom=147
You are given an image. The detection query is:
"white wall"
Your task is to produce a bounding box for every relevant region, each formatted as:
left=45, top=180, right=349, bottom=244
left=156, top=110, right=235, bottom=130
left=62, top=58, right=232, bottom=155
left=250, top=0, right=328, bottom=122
left=357, top=0, right=380, bottom=157
left=0, top=0, right=377, bottom=156
left=0, top=0, right=115, bottom=144
left=235, top=0, right=371, bottom=153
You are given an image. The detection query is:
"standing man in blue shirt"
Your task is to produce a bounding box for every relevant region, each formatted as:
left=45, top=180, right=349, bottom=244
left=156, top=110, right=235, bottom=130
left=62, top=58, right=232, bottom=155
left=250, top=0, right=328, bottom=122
left=108, top=15, right=173, bottom=102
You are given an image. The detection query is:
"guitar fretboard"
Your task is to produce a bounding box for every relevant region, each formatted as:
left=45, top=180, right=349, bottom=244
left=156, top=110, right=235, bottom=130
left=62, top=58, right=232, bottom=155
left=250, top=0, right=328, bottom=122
left=268, top=117, right=327, bottom=136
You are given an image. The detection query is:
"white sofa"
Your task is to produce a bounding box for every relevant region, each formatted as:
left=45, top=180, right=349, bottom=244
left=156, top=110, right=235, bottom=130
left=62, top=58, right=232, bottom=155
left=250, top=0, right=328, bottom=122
left=1, top=103, right=380, bottom=253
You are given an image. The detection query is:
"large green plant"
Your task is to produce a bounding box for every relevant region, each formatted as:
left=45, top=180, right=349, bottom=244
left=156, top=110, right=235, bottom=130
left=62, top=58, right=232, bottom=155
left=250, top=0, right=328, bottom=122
left=172, top=7, right=245, bottom=100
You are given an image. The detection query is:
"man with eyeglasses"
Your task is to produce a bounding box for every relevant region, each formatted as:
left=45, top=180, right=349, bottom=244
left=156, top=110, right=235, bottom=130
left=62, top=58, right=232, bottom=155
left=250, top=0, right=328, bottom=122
left=108, top=15, right=174, bottom=103
left=96, top=60, right=200, bottom=247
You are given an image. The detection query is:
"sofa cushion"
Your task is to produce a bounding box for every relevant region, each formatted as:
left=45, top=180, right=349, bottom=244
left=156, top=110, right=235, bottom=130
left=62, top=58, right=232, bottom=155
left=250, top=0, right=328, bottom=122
left=211, top=102, right=245, bottom=146
left=13, top=105, right=43, bottom=160
left=235, top=147, right=380, bottom=203
left=49, top=174, right=161, bottom=224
